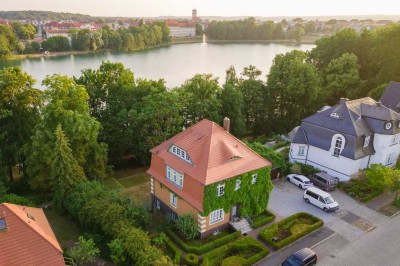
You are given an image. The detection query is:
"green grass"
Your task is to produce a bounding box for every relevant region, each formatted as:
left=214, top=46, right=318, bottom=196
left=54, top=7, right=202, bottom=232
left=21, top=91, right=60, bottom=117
left=44, top=208, right=81, bottom=247
left=103, top=177, right=124, bottom=190
left=117, top=172, right=150, bottom=188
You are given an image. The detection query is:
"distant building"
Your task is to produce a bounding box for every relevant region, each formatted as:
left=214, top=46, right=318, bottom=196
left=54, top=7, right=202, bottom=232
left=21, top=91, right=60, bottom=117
left=192, top=8, right=198, bottom=21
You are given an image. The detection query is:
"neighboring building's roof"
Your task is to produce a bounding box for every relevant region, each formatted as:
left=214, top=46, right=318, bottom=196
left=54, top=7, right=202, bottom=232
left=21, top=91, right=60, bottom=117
left=0, top=203, right=64, bottom=266
left=149, top=119, right=271, bottom=186
left=380, top=81, right=400, bottom=112
left=292, top=97, right=400, bottom=159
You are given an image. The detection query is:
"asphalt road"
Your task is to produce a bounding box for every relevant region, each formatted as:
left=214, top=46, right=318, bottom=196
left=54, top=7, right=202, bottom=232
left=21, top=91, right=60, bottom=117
left=319, top=214, right=400, bottom=266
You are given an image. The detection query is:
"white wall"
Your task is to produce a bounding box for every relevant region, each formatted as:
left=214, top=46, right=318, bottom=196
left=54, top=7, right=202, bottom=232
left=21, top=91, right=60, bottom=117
left=289, top=143, right=368, bottom=181
left=370, top=133, right=400, bottom=167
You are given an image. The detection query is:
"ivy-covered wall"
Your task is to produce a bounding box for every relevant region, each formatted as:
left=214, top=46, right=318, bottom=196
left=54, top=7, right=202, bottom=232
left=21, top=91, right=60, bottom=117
left=201, top=166, right=273, bottom=217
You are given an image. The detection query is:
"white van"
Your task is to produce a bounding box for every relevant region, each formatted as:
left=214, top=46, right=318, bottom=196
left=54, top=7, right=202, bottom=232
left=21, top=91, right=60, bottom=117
left=303, top=187, right=339, bottom=212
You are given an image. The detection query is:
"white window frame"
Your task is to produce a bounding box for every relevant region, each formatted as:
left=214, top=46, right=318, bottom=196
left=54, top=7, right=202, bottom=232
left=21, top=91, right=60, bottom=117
left=364, top=136, right=370, bottom=147
left=333, top=137, right=343, bottom=157
left=235, top=179, right=241, bottom=191
left=386, top=153, right=395, bottom=165
left=252, top=174, right=258, bottom=184
left=166, top=165, right=184, bottom=189
left=170, top=192, right=177, bottom=208
left=217, top=184, right=225, bottom=196
left=156, top=200, right=160, bottom=210
left=169, top=144, right=192, bottom=164
left=298, top=146, right=305, bottom=156
left=209, top=209, right=224, bottom=225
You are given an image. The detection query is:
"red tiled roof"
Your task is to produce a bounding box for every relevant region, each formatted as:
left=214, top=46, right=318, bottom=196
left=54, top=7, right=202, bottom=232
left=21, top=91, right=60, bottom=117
left=150, top=119, right=271, bottom=186
left=0, top=203, right=64, bottom=266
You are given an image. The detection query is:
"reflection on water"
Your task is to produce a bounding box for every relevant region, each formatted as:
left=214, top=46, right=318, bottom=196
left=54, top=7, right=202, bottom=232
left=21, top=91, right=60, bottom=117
left=0, top=42, right=314, bottom=89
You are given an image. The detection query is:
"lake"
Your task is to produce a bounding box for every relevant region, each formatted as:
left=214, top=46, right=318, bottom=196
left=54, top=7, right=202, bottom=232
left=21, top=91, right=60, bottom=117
left=0, top=42, right=315, bottom=89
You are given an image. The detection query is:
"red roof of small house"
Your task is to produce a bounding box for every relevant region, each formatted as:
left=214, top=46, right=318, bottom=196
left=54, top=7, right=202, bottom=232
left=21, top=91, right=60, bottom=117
left=0, top=203, right=64, bottom=266
left=148, top=119, right=271, bottom=186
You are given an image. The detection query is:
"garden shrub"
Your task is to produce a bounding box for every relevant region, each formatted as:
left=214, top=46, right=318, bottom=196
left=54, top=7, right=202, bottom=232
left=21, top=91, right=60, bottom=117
left=259, top=212, right=323, bottom=249
left=0, top=193, right=36, bottom=206
left=166, top=229, right=241, bottom=255
left=201, top=237, right=269, bottom=266
left=175, top=213, right=198, bottom=240
left=185, top=253, right=199, bottom=266
left=339, top=177, right=384, bottom=202
left=165, top=237, right=182, bottom=265
left=251, top=209, right=276, bottom=229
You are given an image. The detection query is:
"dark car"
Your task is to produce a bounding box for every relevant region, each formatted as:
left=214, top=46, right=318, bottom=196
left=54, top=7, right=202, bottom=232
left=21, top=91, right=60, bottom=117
left=282, top=248, right=317, bottom=266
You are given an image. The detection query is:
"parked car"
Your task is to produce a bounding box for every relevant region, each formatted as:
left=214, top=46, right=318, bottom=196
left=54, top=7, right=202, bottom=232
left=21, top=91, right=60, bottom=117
left=308, top=172, right=338, bottom=191
left=304, top=187, right=339, bottom=212
left=286, top=174, right=313, bottom=189
left=282, top=247, right=317, bottom=266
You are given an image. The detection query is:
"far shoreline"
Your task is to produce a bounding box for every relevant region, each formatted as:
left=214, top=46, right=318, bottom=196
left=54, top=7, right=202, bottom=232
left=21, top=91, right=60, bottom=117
left=1, top=35, right=319, bottom=61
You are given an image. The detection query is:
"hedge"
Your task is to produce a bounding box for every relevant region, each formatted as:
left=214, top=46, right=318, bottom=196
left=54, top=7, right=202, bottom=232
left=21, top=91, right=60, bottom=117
left=201, top=237, right=269, bottom=266
left=165, top=238, right=182, bottom=265
left=166, top=229, right=241, bottom=255
left=259, top=212, right=323, bottom=250
left=251, top=210, right=276, bottom=229
left=185, top=253, right=199, bottom=266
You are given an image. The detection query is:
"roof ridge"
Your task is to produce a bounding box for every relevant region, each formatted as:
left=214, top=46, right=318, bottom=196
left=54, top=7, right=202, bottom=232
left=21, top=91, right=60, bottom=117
left=3, top=203, right=62, bottom=253
left=203, top=121, right=216, bottom=181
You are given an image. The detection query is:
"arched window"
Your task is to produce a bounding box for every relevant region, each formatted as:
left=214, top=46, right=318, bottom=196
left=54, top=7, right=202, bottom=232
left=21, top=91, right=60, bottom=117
left=333, top=137, right=343, bottom=156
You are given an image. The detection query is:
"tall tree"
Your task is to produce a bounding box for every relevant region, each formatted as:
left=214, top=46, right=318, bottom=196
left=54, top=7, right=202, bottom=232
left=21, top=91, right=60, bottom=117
left=266, top=50, right=321, bottom=133
left=25, top=74, right=107, bottom=192
left=51, top=125, right=86, bottom=203
left=175, top=74, right=222, bottom=127
left=0, top=67, right=42, bottom=181
left=238, top=65, right=266, bottom=135
left=324, top=53, right=361, bottom=103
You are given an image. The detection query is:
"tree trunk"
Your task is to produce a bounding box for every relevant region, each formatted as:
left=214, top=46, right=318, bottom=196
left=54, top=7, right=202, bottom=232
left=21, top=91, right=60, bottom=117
left=7, top=164, right=14, bottom=182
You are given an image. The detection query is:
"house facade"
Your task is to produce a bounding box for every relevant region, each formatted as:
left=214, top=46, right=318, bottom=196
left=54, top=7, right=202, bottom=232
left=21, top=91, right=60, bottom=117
left=290, top=96, right=400, bottom=181
left=147, top=118, right=272, bottom=238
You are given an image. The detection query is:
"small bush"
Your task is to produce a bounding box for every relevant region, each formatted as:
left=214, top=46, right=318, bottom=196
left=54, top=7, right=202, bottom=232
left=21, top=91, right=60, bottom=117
left=201, top=237, right=269, bottom=266
left=175, top=213, right=198, bottom=240
left=289, top=164, right=302, bottom=174
left=259, top=212, right=323, bottom=250
left=251, top=210, right=276, bottom=229
left=185, top=253, right=199, bottom=266
left=166, top=229, right=241, bottom=255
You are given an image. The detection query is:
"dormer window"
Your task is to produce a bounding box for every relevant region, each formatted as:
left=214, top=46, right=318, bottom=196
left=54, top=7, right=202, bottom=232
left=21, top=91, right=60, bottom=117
left=169, top=145, right=192, bottom=164
left=330, top=112, right=339, bottom=119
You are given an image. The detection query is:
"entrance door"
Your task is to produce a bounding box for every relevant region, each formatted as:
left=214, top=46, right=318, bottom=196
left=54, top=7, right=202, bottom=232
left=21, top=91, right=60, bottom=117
left=230, top=205, right=238, bottom=221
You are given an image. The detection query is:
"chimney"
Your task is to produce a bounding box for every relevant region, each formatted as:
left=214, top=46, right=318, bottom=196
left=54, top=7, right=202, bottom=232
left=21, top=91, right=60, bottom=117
left=223, top=117, right=230, bottom=132
left=340, top=98, right=349, bottom=103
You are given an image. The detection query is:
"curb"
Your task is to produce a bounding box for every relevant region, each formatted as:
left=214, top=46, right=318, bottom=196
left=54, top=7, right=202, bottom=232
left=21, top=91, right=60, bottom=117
left=310, top=232, right=337, bottom=249
left=389, top=210, right=400, bottom=219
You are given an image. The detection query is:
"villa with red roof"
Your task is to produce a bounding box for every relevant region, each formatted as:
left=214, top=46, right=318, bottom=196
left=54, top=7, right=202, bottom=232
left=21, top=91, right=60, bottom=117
left=147, top=118, right=272, bottom=238
left=0, top=203, right=65, bottom=266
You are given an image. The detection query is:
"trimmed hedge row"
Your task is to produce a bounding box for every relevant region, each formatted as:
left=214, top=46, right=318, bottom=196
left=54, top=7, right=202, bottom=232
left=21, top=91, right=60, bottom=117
left=166, top=229, right=241, bottom=255
left=185, top=253, right=199, bottom=266
left=201, top=237, right=269, bottom=266
left=251, top=210, right=276, bottom=229
left=259, top=212, right=323, bottom=250
left=165, top=237, right=182, bottom=265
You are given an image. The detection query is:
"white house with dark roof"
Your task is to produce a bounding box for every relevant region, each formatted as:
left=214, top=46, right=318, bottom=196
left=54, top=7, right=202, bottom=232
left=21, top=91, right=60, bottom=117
left=290, top=95, right=400, bottom=181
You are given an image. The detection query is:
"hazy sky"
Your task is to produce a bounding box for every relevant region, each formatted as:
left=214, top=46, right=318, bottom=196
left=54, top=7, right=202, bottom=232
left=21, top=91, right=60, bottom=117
left=1, top=0, right=400, bottom=17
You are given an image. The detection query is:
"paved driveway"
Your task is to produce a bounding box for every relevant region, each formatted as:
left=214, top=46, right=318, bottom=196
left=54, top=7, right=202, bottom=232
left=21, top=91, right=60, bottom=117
left=259, top=179, right=388, bottom=265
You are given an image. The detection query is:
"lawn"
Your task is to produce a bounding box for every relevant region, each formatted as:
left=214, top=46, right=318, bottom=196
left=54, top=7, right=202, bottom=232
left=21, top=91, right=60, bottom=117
left=117, top=172, right=150, bottom=188
left=120, top=182, right=151, bottom=206
left=103, top=177, right=124, bottom=190
left=44, top=208, right=81, bottom=248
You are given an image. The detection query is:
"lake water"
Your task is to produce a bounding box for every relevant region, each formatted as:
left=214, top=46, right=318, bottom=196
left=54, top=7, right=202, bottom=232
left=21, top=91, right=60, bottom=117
left=0, top=42, right=315, bottom=89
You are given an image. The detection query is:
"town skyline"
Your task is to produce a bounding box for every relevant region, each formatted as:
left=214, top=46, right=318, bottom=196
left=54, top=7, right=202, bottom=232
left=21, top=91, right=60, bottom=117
left=1, top=0, right=400, bottom=18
